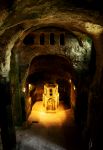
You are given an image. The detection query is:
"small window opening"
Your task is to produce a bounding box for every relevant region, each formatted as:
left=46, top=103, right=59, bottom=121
left=23, top=34, right=35, bottom=45
left=60, top=33, right=65, bottom=45
left=50, top=89, right=52, bottom=96
left=40, top=33, right=45, bottom=45
left=50, top=33, right=55, bottom=45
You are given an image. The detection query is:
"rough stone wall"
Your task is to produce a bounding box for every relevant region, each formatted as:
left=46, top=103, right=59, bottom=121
left=0, top=4, right=103, bottom=79
left=17, top=29, right=92, bottom=83
left=0, top=1, right=103, bottom=149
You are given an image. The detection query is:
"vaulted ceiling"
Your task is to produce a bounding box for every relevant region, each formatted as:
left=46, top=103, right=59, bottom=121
left=0, top=0, right=103, bottom=79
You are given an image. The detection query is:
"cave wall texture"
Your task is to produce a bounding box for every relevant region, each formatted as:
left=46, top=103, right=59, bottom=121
left=0, top=0, right=103, bottom=150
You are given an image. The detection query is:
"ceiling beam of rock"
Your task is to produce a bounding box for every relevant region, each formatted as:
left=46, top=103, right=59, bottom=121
left=0, top=0, right=103, bottom=31
left=0, top=11, right=103, bottom=32
left=0, top=0, right=103, bottom=79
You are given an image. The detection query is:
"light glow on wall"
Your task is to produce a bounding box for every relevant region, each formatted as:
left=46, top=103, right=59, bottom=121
left=69, top=79, right=71, bottom=83
left=29, top=84, right=32, bottom=90
left=22, top=87, right=26, bottom=93
left=73, top=86, right=76, bottom=90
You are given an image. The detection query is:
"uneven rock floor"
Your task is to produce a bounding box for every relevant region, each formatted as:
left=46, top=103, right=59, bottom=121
left=16, top=101, right=84, bottom=150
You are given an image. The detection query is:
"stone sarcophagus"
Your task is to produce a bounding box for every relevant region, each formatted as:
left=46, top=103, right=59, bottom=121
left=43, top=83, right=59, bottom=112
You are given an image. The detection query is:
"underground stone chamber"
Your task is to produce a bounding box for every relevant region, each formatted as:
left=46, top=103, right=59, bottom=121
left=1, top=19, right=100, bottom=149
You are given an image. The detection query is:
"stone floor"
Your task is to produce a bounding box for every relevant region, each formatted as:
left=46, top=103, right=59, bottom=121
left=16, top=101, right=84, bottom=150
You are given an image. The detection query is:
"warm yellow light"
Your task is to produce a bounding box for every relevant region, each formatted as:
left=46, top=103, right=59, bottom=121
left=43, top=83, right=59, bottom=112
left=28, top=101, right=71, bottom=127
left=28, top=97, right=31, bottom=104
left=73, top=85, right=76, bottom=90
left=29, top=84, right=32, bottom=91
left=22, top=87, right=26, bottom=93
left=85, top=22, right=103, bottom=34
left=69, top=79, right=71, bottom=83
left=39, top=110, right=67, bottom=127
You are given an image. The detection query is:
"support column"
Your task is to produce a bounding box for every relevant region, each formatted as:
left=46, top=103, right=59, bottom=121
left=85, top=33, right=103, bottom=150
left=70, top=80, right=76, bottom=109
left=10, top=52, right=22, bottom=125
left=0, top=77, right=16, bottom=150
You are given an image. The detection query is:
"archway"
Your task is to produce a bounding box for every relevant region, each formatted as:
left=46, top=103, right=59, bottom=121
left=22, top=54, right=76, bottom=123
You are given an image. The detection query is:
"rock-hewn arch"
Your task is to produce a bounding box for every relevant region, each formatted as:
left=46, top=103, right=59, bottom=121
left=24, top=54, right=76, bottom=118
left=0, top=4, right=103, bottom=149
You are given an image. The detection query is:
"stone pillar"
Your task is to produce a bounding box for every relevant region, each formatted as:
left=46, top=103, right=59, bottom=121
left=10, top=52, right=22, bottom=125
left=0, top=77, right=16, bottom=150
left=35, top=32, right=40, bottom=45
left=70, top=80, right=76, bottom=109
left=85, top=33, right=103, bottom=150
left=55, top=32, right=60, bottom=45
left=45, top=33, right=50, bottom=45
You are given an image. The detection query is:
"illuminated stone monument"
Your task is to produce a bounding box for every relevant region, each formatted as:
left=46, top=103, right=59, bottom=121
left=43, top=83, right=59, bottom=112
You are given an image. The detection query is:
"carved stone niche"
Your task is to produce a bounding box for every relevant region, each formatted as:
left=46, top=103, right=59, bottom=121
left=43, top=83, right=59, bottom=112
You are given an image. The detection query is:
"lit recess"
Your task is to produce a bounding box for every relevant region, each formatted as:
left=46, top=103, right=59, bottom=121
left=43, top=83, right=59, bottom=112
